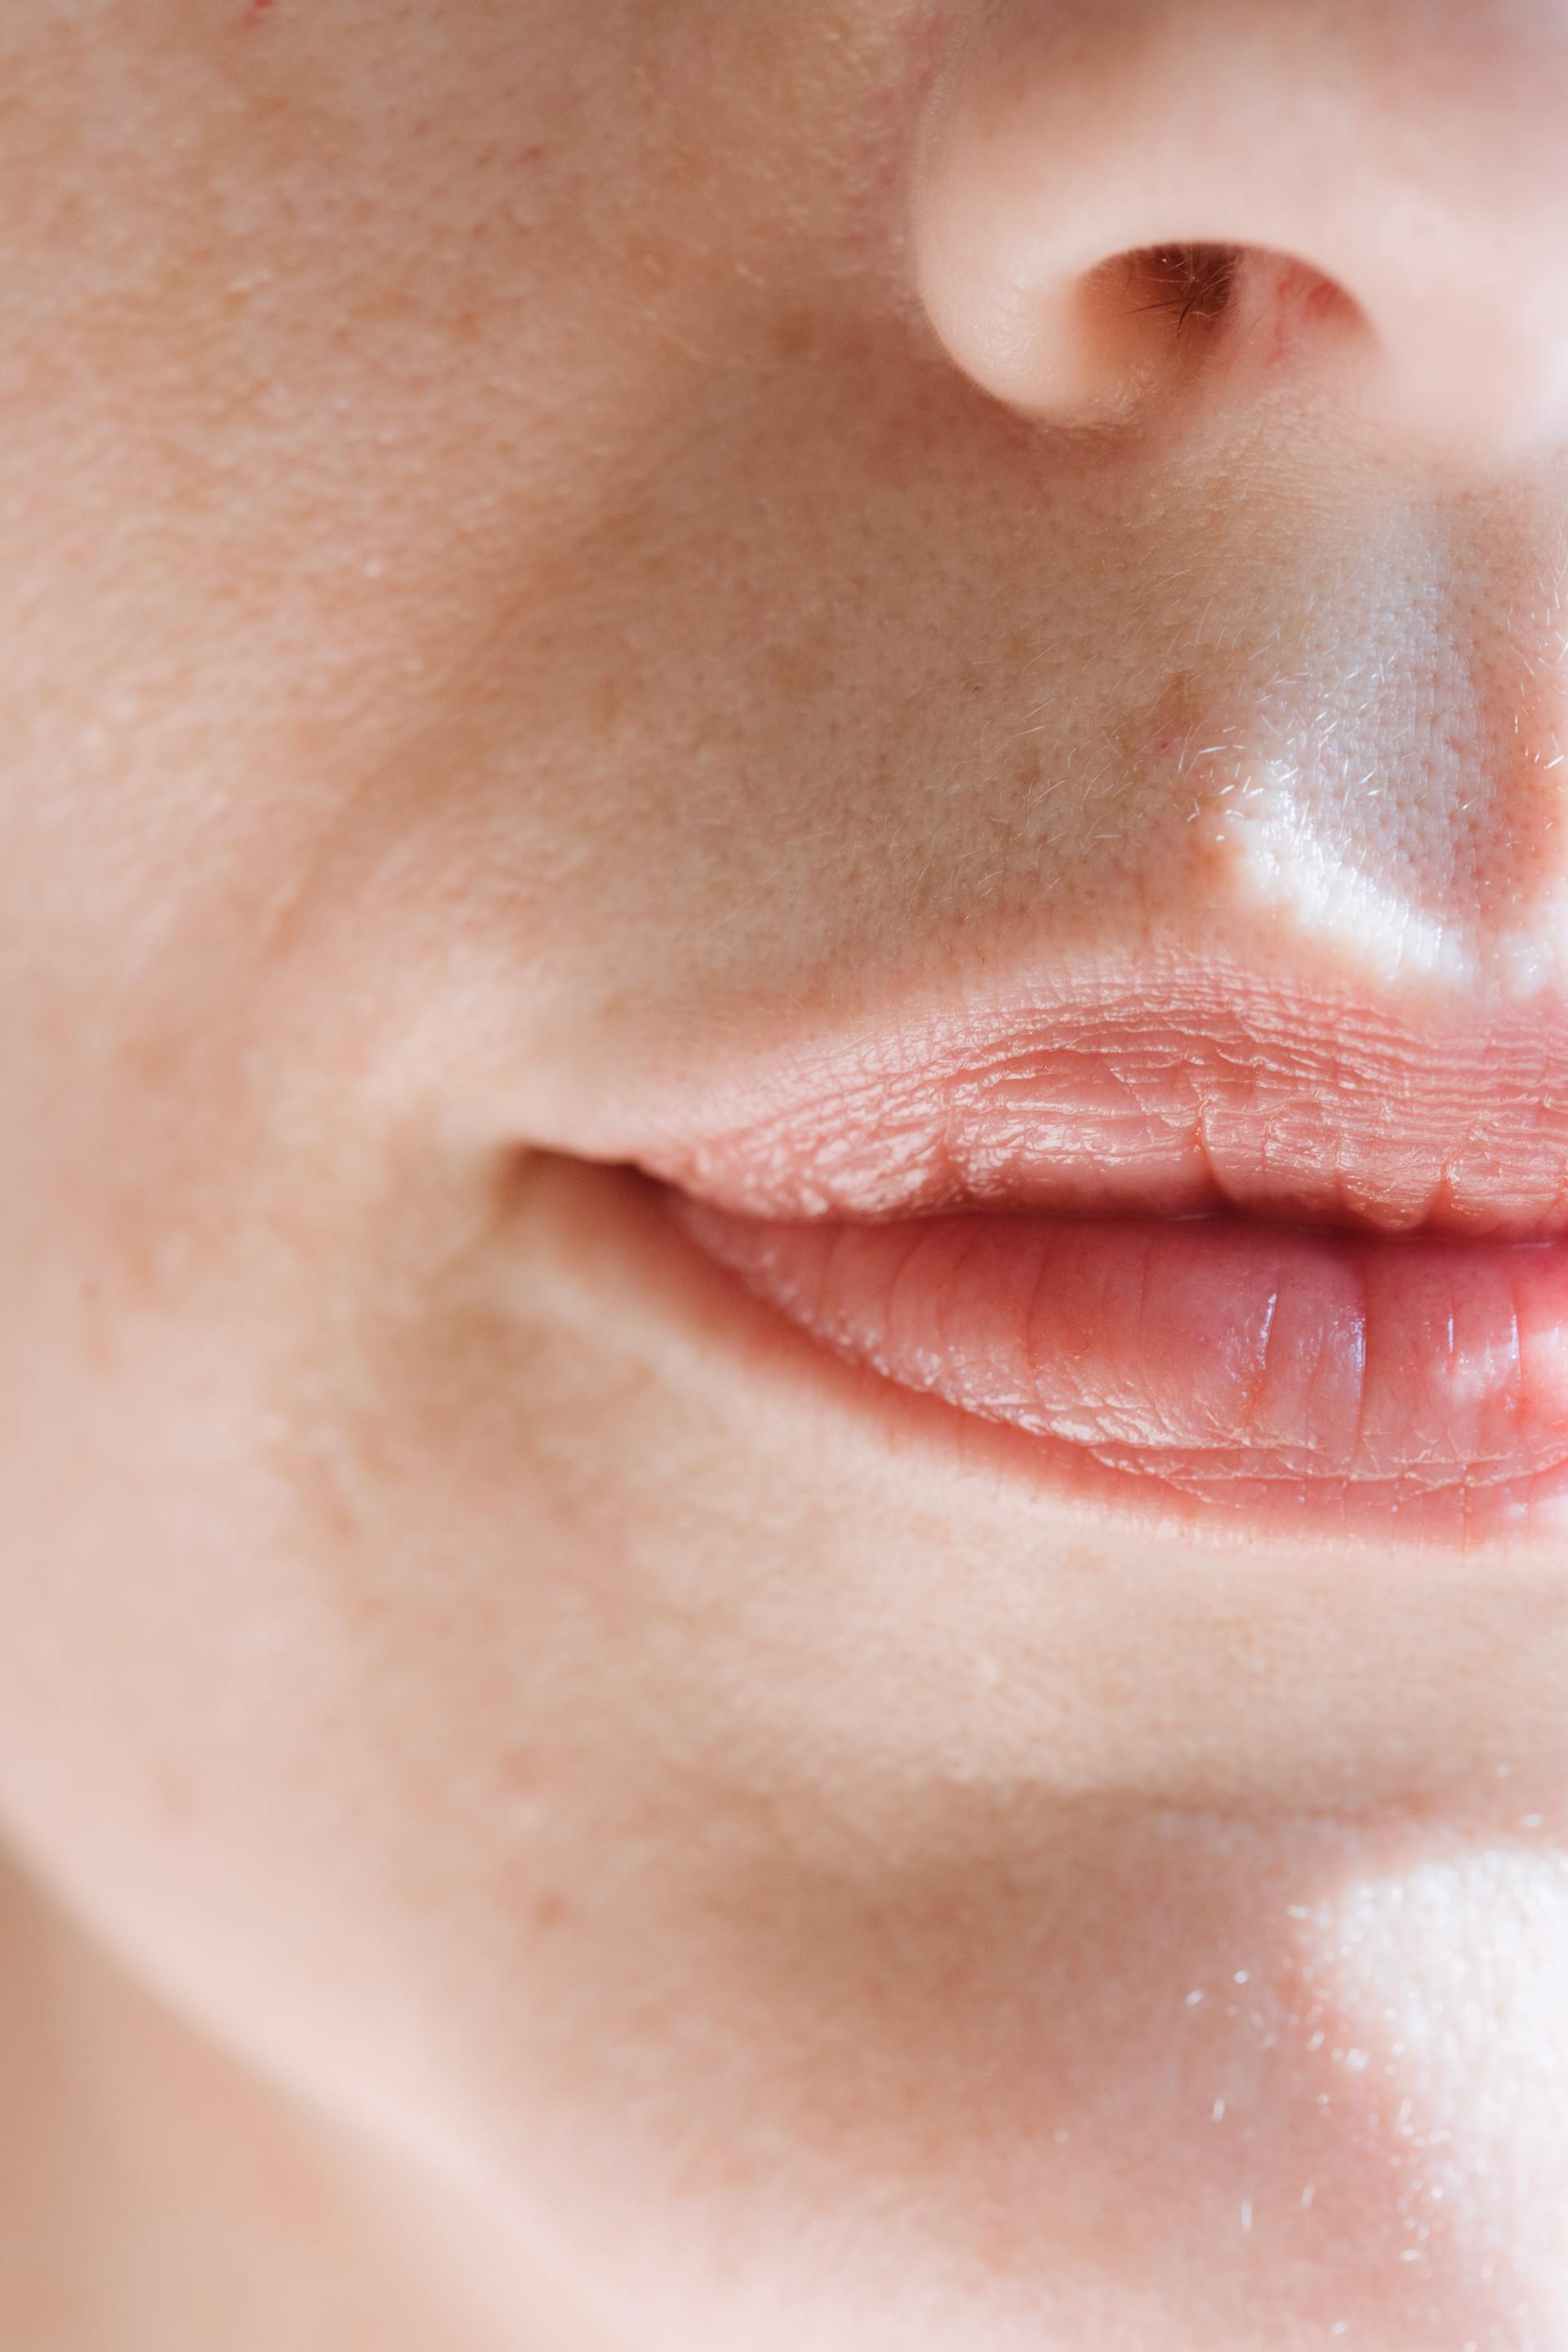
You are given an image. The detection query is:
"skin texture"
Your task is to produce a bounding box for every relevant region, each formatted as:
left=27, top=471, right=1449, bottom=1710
left=7, top=1, right=1568, bottom=2344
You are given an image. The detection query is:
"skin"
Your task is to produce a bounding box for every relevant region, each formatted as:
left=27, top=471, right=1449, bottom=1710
left=6, top=0, right=1568, bottom=2343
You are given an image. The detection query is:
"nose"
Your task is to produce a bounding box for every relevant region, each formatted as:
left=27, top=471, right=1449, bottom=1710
left=911, top=0, right=1568, bottom=461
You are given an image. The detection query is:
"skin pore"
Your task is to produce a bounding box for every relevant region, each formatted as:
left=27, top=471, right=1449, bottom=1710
left=6, top=1, right=1568, bottom=2345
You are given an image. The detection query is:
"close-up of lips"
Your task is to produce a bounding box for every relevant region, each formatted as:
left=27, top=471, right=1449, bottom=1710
left=12, top=2, right=1568, bottom=2349
left=624, top=972, right=1568, bottom=1544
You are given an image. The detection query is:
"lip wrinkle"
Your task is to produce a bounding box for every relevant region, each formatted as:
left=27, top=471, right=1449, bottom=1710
left=625, top=964, right=1568, bottom=1238
left=670, top=1191, right=1568, bottom=1541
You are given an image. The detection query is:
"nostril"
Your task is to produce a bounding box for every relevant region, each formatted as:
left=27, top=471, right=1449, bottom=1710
left=1058, top=240, right=1244, bottom=419
left=915, top=0, right=1568, bottom=456
left=1067, top=243, right=1363, bottom=420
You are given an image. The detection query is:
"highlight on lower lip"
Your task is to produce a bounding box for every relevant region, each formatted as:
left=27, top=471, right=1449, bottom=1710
left=669, top=1194, right=1568, bottom=1542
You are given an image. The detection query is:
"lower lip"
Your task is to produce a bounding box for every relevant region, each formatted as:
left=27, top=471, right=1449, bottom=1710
left=668, top=1196, right=1568, bottom=1544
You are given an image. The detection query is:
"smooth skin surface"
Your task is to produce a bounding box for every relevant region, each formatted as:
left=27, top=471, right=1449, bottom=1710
left=7, top=2, right=1568, bottom=2345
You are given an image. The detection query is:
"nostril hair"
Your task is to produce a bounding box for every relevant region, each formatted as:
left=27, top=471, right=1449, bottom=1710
left=1121, top=242, right=1243, bottom=331
left=1062, top=242, right=1362, bottom=421
left=1057, top=241, right=1247, bottom=419
left=1079, top=241, right=1245, bottom=365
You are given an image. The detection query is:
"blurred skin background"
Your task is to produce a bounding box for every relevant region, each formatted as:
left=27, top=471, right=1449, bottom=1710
left=5, top=1, right=1568, bottom=2345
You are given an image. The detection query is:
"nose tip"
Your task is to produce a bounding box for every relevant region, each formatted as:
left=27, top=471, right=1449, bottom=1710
left=911, top=0, right=1568, bottom=463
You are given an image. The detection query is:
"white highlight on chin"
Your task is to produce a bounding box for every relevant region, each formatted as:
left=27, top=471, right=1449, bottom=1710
left=1303, top=1844, right=1568, bottom=2332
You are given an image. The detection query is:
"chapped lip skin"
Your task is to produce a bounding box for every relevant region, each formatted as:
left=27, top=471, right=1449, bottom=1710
left=626, top=956, right=1568, bottom=1544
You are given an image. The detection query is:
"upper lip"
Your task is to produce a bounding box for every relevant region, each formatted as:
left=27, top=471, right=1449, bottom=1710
left=621, top=953, right=1568, bottom=1237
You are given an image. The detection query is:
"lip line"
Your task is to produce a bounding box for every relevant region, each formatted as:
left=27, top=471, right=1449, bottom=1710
left=617, top=951, right=1568, bottom=1241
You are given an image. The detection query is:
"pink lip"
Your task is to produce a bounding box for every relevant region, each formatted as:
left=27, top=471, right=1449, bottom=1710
left=617, top=958, right=1568, bottom=1543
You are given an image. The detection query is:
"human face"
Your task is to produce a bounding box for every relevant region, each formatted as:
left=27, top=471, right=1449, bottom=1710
left=6, top=1, right=1568, bottom=2343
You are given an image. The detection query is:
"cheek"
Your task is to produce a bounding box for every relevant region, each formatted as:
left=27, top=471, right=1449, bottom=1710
left=2, top=1014, right=1564, bottom=2352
